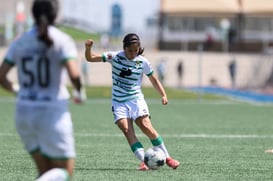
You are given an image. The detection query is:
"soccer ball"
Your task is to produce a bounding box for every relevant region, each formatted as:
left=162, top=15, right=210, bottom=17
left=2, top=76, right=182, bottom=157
left=144, top=147, right=166, bottom=169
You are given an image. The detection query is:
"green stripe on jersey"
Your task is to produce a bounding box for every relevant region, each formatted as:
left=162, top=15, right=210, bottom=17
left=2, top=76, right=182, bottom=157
left=113, top=95, right=138, bottom=103
left=112, top=71, right=138, bottom=81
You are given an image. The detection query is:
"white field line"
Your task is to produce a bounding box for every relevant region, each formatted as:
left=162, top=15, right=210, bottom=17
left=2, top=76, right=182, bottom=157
left=74, top=133, right=273, bottom=139
left=1, top=132, right=273, bottom=139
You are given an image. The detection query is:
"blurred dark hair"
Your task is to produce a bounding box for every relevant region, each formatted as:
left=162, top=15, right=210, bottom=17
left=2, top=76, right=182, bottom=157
left=122, top=33, right=144, bottom=55
left=32, top=0, right=58, bottom=47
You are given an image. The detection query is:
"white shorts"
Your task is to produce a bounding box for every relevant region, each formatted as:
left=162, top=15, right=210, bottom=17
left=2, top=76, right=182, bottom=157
left=15, top=100, right=75, bottom=159
left=112, top=98, right=150, bottom=123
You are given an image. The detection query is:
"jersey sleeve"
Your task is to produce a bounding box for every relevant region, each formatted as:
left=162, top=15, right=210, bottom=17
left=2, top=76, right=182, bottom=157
left=143, top=58, right=154, bottom=76
left=3, top=41, right=16, bottom=65
left=102, top=51, right=118, bottom=63
left=60, top=36, right=77, bottom=62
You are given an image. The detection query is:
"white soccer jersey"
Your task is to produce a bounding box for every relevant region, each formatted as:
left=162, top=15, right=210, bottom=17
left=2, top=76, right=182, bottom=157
left=4, top=26, right=77, bottom=102
left=102, top=51, right=154, bottom=102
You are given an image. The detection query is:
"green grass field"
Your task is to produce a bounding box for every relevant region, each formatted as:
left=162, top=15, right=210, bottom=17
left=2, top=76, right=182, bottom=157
left=1, top=87, right=273, bottom=180
left=57, top=25, right=100, bottom=42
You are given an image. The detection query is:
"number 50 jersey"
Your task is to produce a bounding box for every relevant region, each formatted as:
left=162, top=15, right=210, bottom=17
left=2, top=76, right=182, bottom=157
left=4, top=26, right=77, bottom=102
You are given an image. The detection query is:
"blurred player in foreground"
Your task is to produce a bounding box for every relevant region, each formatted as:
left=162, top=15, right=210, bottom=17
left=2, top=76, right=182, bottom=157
left=84, top=33, right=180, bottom=171
left=0, top=0, right=85, bottom=180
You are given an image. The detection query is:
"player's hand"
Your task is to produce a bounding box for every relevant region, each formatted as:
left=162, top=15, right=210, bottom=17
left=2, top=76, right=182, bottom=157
left=12, top=83, right=19, bottom=95
left=85, top=39, right=94, bottom=48
left=162, top=96, right=168, bottom=105
left=72, top=88, right=87, bottom=104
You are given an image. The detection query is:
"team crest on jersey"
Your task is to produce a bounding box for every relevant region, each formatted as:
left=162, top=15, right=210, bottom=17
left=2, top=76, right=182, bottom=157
left=135, top=61, right=142, bottom=68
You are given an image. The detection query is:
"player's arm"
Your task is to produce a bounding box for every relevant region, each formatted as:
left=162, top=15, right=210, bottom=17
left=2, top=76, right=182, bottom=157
left=85, top=39, right=103, bottom=62
left=0, top=62, right=18, bottom=94
left=65, top=60, right=86, bottom=103
left=148, top=73, right=168, bottom=105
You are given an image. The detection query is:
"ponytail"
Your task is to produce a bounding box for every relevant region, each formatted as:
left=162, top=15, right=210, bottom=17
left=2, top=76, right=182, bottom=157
left=32, top=0, right=58, bottom=47
left=37, top=14, right=53, bottom=47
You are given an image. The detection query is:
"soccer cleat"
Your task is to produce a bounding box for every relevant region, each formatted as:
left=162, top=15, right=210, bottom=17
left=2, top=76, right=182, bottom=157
left=166, top=157, right=180, bottom=169
left=137, top=162, right=149, bottom=171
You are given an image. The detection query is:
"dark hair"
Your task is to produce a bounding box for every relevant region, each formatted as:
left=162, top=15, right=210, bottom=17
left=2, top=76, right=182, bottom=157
left=122, top=33, right=144, bottom=55
left=32, top=0, right=58, bottom=47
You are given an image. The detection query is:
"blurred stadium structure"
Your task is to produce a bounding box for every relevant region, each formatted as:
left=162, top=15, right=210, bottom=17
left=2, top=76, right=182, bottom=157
left=158, top=0, right=273, bottom=53
left=1, top=0, right=273, bottom=92
left=1, top=0, right=273, bottom=52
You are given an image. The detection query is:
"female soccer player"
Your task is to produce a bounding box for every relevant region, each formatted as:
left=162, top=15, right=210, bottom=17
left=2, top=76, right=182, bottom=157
left=84, top=33, right=180, bottom=170
left=0, top=0, right=85, bottom=180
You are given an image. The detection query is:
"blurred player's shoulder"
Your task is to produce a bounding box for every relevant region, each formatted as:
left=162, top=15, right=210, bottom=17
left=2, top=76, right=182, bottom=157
left=48, top=26, right=74, bottom=43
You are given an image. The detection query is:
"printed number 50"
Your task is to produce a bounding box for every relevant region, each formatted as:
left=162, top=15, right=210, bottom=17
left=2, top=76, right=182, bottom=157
left=22, top=56, right=50, bottom=88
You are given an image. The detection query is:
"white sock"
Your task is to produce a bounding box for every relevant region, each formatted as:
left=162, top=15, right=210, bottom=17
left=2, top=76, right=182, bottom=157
left=134, top=148, right=145, bottom=162
left=35, top=168, right=69, bottom=181
left=155, top=143, right=170, bottom=158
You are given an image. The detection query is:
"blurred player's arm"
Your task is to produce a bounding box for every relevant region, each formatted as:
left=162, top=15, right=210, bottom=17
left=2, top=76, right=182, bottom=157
left=0, top=62, right=18, bottom=94
left=85, top=39, right=103, bottom=62
left=65, top=60, right=86, bottom=103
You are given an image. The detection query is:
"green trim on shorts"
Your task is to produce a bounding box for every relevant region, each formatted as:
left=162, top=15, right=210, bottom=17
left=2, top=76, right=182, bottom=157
left=131, top=142, right=144, bottom=153
left=41, top=153, right=72, bottom=160
left=151, top=136, right=163, bottom=146
left=29, top=147, right=40, bottom=154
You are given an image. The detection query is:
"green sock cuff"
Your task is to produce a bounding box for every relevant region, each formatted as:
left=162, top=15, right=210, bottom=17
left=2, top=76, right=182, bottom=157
left=131, top=142, right=144, bottom=153
left=151, top=136, right=163, bottom=146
